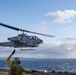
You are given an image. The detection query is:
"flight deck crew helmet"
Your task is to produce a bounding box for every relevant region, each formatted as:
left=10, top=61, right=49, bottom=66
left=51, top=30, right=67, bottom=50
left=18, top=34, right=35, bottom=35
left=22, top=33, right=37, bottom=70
left=13, top=57, right=20, bottom=64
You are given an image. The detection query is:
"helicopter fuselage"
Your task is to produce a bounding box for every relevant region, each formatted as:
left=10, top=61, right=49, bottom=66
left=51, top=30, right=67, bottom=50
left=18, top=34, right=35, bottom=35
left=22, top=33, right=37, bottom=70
left=0, top=34, right=43, bottom=48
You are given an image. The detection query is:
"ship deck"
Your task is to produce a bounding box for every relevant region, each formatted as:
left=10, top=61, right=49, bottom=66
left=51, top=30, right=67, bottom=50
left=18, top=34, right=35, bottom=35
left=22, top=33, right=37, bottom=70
left=0, top=68, right=76, bottom=75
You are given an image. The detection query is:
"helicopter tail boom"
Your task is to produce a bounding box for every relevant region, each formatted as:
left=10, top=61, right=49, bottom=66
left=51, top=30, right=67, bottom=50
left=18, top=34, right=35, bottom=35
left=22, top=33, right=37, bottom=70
left=0, top=42, right=13, bottom=47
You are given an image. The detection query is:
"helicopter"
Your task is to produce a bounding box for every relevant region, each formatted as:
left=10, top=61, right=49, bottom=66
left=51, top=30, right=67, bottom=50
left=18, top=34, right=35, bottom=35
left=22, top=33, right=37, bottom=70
left=0, top=23, right=55, bottom=48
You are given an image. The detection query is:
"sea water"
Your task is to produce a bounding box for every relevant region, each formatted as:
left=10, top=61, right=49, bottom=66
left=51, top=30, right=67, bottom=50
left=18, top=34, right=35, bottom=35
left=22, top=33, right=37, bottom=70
left=0, top=58, right=76, bottom=72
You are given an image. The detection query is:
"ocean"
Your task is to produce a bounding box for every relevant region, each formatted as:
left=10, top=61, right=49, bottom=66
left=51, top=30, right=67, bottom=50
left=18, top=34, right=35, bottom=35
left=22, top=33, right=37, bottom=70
left=0, top=58, right=76, bottom=72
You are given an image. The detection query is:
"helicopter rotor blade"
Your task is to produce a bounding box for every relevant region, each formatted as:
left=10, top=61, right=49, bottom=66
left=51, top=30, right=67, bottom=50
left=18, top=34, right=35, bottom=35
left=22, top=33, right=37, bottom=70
left=0, top=23, right=20, bottom=31
left=0, top=23, right=55, bottom=37
left=22, top=30, right=55, bottom=37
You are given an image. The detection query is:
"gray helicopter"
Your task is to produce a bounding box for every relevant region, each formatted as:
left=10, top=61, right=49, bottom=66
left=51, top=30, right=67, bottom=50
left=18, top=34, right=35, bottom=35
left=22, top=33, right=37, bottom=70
left=0, top=23, right=55, bottom=48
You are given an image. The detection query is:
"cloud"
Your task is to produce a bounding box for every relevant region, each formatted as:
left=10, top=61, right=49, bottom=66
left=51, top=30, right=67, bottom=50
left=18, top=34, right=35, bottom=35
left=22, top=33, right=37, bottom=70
left=38, top=22, right=49, bottom=34
left=32, top=37, right=76, bottom=58
left=62, top=27, right=73, bottom=32
left=1, top=38, right=76, bottom=58
left=45, top=10, right=76, bottom=23
left=60, top=26, right=76, bottom=34
left=18, top=37, right=76, bottom=58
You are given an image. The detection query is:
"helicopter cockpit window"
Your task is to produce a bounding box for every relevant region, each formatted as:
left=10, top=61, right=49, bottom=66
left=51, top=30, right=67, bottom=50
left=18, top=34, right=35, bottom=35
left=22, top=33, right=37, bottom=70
left=26, top=36, right=31, bottom=39
left=29, top=36, right=32, bottom=39
left=26, top=36, right=29, bottom=38
left=26, top=36, right=38, bottom=40
left=32, top=36, right=38, bottom=40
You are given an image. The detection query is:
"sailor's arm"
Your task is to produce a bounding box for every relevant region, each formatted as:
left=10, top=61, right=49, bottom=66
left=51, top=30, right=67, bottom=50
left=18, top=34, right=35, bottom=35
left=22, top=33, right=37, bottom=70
left=6, top=54, right=13, bottom=67
left=6, top=50, right=15, bottom=67
left=22, top=67, right=32, bottom=73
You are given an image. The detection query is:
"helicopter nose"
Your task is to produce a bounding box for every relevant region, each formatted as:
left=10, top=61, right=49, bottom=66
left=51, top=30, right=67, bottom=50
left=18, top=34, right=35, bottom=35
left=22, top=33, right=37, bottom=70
left=39, top=40, right=43, bottom=43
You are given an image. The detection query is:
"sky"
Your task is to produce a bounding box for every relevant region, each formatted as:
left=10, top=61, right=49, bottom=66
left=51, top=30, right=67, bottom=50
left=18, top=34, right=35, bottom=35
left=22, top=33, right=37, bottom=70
left=0, top=0, right=76, bottom=58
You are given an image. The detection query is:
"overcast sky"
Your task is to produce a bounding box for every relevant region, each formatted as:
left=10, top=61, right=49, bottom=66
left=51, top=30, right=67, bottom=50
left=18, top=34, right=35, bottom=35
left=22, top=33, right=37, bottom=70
left=0, top=0, right=76, bottom=58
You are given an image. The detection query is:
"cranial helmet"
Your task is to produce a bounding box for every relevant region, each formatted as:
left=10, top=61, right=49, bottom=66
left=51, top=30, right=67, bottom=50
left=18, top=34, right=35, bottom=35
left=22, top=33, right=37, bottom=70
left=13, top=57, right=20, bottom=64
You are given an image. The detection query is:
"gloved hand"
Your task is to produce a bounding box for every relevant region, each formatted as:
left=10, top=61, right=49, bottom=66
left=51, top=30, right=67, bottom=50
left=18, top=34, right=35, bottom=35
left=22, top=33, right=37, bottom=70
left=31, top=70, right=37, bottom=73
left=12, top=49, right=15, bottom=55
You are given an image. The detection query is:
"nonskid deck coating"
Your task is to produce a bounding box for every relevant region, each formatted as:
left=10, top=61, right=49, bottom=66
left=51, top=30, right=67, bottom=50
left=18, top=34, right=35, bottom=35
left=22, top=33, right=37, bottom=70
left=0, top=68, right=76, bottom=75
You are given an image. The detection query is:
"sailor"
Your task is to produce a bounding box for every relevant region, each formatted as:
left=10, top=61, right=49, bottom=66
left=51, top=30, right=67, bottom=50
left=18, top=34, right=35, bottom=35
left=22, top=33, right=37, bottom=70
left=6, top=49, right=33, bottom=75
